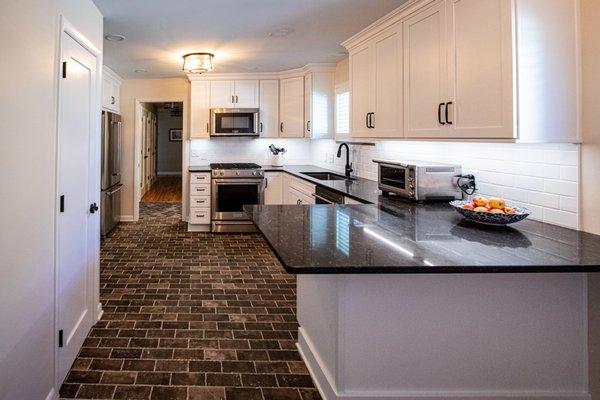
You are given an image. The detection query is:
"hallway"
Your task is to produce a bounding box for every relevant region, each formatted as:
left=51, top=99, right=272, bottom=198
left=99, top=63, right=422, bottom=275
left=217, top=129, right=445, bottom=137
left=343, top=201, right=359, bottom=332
left=141, top=176, right=182, bottom=203
left=60, top=202, right=320, bottom=400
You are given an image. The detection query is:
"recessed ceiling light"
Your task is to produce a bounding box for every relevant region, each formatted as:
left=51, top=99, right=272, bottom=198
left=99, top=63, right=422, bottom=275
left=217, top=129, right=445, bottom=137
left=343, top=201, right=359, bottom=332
left=268, top=27, right=294, bottom=38
left=134, top=69, right=148, bottom=73
left=105, top=34, right=126, bottom=42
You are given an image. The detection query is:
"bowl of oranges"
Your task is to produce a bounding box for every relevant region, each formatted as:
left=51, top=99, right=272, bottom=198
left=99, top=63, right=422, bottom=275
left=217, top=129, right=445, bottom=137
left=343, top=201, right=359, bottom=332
left=450, top=196, right=530, bottom=225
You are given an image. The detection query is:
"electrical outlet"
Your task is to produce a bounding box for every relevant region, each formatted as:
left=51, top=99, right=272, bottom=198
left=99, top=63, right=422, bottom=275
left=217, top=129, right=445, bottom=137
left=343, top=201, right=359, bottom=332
left=328, top=153, right=334, bottom=163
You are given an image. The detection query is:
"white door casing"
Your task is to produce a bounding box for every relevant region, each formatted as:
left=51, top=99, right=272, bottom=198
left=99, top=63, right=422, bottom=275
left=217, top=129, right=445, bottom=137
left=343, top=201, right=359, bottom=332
left=56, top=29, right=99, bottom=385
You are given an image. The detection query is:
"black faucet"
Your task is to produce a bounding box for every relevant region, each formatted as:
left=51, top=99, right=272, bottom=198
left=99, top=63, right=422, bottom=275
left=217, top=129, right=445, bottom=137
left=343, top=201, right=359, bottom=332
left=336, top=142, right=353, bottom=178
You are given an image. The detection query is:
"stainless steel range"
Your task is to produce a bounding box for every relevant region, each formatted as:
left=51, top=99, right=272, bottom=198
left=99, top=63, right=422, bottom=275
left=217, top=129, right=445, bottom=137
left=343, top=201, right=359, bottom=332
left=211, top=163, right=265, bottom=233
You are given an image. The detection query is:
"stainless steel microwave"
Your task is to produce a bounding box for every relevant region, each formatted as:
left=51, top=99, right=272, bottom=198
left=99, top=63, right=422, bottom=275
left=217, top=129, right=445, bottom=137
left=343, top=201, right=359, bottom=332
left=373, top=159, right=463, bottom=201
left=210, top=108, right=259, bottom=137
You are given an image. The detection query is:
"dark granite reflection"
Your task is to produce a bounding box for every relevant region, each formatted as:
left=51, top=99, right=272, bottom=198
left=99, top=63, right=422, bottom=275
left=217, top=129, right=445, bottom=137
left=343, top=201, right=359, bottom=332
left=245, top=202, right=600, bottom=274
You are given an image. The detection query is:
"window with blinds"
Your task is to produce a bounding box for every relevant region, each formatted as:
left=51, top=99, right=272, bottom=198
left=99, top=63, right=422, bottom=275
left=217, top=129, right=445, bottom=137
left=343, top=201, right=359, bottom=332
left=335, top=89, right=350, bottom=135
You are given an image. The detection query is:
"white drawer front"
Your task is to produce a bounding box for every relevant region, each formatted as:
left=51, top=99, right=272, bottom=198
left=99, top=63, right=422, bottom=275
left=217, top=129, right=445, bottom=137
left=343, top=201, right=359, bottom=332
left=189, top=207, right=211, bottom=224
left=190, top=196, right=210, bottom=208
left=190, top=183, right=211, bottom=196
left=191, top=173, right=210, bottom=184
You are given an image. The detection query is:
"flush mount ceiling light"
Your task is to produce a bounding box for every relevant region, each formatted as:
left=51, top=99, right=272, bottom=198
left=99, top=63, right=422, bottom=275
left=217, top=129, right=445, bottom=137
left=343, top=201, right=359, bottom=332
left=182, top=52, right=214, bottom=74
left=268, top=27, right=294, bottom=38
left=104, top=34, right=126, bottom=42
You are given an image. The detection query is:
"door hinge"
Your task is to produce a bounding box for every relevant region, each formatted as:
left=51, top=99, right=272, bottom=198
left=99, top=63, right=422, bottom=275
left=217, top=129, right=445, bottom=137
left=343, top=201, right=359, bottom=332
left=62, top=61, right=67, bottom=78
left=60, top=195, right=65, bottom=212
left=58, top=329, right=64, bottom=348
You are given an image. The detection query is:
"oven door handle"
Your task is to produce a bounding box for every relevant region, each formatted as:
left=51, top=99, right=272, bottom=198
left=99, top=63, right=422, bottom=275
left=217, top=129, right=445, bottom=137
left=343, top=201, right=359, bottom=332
left=212, top=179, right=265, bottom=184
left=311, top=193, right=334, bottom=204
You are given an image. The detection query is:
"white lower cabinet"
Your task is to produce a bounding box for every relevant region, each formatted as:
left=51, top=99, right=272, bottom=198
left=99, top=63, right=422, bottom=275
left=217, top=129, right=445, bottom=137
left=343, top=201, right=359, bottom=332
left=264, top=172, right=284, bottom=204
left=188, top=173, right=211, bottom=230
left=283, top=174, right=315, bottom=205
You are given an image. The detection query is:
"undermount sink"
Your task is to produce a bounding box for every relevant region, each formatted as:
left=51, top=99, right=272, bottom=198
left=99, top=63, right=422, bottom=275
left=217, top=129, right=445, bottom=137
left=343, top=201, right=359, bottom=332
left=301, top=172, right=355, bottom=181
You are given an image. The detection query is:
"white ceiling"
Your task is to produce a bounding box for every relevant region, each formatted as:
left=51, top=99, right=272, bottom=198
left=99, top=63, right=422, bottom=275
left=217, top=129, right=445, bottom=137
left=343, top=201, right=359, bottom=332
left=93, top=0, right=408, bottom=79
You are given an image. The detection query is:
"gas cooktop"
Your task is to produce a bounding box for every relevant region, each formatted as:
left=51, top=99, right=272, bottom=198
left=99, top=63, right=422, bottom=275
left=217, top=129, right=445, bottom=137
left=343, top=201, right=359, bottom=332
left=210, top=163, right=262, bottom=170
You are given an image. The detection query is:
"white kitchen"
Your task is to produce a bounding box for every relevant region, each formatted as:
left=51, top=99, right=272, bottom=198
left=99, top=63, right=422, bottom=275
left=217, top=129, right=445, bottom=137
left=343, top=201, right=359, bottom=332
left=2, top=1, right=600, bottom=400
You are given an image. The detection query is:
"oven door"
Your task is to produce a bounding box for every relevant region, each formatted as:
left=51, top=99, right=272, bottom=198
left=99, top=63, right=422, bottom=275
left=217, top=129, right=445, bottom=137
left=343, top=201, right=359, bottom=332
left=212, top=179, right=264, bottom=221
left=211, top=108, right=259, bottom=137
left=378, top=163, right=412, bottom=197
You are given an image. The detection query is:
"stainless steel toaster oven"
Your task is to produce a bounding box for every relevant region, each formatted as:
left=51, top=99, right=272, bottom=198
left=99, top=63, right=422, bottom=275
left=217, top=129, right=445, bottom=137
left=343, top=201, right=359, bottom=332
left=373, top=159, right=463, bottom=201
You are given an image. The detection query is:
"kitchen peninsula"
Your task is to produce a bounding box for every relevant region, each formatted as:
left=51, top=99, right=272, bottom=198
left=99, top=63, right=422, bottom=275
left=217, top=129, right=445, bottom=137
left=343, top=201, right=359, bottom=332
left=246, top=200, right=600, bottom=400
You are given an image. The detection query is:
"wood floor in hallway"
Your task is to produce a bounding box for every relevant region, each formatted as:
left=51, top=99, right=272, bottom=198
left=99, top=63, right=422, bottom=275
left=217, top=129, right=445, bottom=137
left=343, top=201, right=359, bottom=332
left=60, top=202, right=320, bottom=400
left=141, top=176, right=182, bottom=203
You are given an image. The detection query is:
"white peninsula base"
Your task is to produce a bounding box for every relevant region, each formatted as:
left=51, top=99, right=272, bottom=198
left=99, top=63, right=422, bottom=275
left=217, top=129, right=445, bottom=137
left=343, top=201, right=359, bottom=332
left=296, top=273, right=590, bottom=400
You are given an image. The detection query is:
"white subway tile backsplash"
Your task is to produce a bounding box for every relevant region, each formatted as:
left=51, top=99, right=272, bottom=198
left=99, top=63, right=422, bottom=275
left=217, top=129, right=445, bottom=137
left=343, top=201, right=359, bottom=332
left=310, top=139, right=580, bottom=229
left=190, top=138, right=580, bottom=230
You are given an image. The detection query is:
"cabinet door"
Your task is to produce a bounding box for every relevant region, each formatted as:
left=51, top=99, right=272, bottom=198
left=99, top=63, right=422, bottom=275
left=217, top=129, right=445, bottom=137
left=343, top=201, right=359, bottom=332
left=190, top=81, right=210, bottom=138
left=403, top=1, right=448, bottom=138
left=304, top=73, right=312, bottom=137
left=234, top=80, right=259, bottom=108
left=349, top=44, right=372, bottom=137
left=210, top=80, right=234, bottom=108
left=446, top=0, right=514, bottom=138
left=372, top=27, right=402, bottom=137
left=264, top=172, right=283, bottom=204
left=259, top=80, right=279, bottom=138
left=280, top=77, right=305, bottom=137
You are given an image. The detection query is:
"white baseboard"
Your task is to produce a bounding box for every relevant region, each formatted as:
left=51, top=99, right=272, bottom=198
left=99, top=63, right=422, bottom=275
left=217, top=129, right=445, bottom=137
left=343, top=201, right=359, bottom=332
left=120, top=215, right=135, bottom=222
left=45, top=387, right=58, bottom=400
left=157, top=171, right=182, bottom=176
left=97, top=302, right=103, bottom=321
left=297, top=328, right=590, bottom=400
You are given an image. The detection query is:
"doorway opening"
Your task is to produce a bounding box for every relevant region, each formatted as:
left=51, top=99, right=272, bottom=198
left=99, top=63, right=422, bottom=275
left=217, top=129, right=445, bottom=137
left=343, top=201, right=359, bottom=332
left=139, top=102, right=183, bottom=203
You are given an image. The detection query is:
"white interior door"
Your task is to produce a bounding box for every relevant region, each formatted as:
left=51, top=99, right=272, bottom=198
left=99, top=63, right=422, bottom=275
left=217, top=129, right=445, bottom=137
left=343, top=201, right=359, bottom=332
left=447, top=0, right=514, bottom=138
left=141, top=112, right=147, bottom=194
left=57, top=31, right=98, bottom=383
left=349, top=44, right=372, bottom=137
left=234, top=80, right=259, bottom=108
left=403, top=1, right=448, bottom=137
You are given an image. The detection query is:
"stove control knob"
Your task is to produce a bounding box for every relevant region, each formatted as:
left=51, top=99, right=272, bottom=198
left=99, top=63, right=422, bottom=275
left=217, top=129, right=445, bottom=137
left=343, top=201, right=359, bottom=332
left=236, top=171, right=240, bottom=176
left=220, top=171, right=224, bottom=176
left=252, top=171, right=257, bottom=176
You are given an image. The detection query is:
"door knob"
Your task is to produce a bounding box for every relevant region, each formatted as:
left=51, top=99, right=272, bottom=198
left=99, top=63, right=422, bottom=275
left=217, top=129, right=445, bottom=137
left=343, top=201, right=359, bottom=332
left=89, top=203, right=99, bottom=213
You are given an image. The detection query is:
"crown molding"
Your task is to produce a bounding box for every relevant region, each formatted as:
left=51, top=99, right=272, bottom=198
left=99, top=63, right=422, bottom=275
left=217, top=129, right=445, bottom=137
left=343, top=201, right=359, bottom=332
left=341, top=0, right=435, bottom=50
left=186, top=62, right=337, bottom=82
left=103, top=65, right=123, bottom=84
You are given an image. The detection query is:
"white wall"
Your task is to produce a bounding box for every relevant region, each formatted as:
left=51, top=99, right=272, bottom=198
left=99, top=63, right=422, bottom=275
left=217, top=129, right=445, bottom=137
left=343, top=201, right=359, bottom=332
left=0, top=1, right=103, bottom=399
left=156, top=107, right=183, bottom=175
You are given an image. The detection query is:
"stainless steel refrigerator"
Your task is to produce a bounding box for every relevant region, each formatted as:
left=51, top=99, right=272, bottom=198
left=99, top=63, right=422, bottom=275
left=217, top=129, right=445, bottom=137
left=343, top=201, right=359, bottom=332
left=101, top=111, right=122, bottom=236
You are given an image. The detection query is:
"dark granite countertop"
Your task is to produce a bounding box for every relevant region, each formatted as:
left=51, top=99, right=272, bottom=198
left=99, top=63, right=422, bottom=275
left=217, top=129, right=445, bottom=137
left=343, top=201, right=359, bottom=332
left=245, top=202, right=600, bottom=274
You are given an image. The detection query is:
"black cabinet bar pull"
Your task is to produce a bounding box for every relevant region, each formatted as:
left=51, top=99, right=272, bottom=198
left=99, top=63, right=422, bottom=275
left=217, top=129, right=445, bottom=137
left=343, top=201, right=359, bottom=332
left=438, top=103, right=446, bottom=125
left=365, top=113, right=369, bottom=129
left=260, top=122, right=263, bottom=133
left=280, top=122, right=284, bottom=133
left=445, top=102, right=453, bottom=125
left=369, top=112, right=375, bottom=129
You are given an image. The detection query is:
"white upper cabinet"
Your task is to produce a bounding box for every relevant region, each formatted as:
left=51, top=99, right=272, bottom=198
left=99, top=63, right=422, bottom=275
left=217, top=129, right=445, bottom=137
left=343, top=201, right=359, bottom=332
left=259, top=80, right=279, bottom=138
left=404, top=0, right=513, bottom=139
left=234, top=80, right=259, bottom=108
left=101, top=66, right=122, bottom=113
left=190, top=81, right=210, bottom=138
left=349, top=26, right=402, bottom=138
left=209, top=80, right=259, bottom=108
left=280, top=76, right=305, bottom=137
left=344, top=0, right=579, bottom=142
left=403, top=1, right=448, bottom=137
left=304, top=71, right=335, bottom=139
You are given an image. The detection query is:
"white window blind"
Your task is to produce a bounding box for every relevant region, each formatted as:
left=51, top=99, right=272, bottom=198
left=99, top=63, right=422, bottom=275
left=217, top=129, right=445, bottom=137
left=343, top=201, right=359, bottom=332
left=335, top=89, right=350, bottom=135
